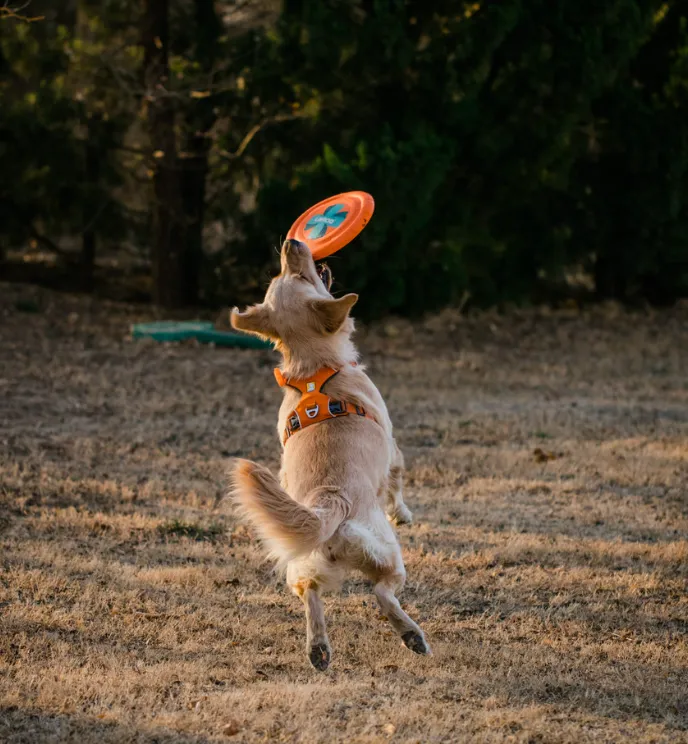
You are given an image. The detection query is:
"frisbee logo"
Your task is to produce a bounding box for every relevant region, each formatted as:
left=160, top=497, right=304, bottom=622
left=304, top=204, right=348, bottom=240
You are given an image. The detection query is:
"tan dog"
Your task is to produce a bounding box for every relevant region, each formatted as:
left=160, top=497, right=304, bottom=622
left=229, top=238, right=429, bottom=670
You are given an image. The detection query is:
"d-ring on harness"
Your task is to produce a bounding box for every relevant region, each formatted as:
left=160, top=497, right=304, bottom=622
left=274, top=365, right=376, bottom=445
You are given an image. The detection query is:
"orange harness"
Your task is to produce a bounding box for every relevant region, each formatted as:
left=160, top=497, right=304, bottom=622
left=274, top=365, right=376, bottom=445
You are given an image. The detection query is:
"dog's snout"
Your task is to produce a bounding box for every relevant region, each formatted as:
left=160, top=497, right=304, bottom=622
left=281, top=238, right=312, bottom=275
left=283, top=238, right=308, bottom=257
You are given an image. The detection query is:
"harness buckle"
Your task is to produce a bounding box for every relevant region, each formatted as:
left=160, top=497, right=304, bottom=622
left=305, top=404, right=320, bottom=419
left=328, top=400, right=346, bottom=416
left=288, top=412, right=301, bottom=432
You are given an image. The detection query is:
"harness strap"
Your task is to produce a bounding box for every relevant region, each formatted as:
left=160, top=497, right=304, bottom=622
left=274, top=365, right=375, bottom=444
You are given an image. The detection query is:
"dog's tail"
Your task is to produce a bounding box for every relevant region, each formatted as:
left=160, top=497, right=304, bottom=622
left=228, top=459, right=350, bottom=566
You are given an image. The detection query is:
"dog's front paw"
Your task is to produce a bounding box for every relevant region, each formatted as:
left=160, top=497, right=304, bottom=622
left=388, top=503, right=413, bottom=526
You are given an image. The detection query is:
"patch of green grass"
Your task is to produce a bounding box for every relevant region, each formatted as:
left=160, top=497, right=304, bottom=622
left=157, top=520, right=224, bottom=541
left=533, top=431, right=552, bottom=439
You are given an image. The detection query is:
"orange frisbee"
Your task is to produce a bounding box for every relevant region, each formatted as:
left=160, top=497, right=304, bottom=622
left=286, top=191, right=374, bottom=260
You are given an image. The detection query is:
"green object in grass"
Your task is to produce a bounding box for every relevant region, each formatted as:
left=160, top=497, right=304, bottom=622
left=131, top=321, right=272, bottom=349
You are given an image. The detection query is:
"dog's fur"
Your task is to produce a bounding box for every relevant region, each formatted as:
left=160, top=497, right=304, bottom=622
left=228, top=239, right=429, bottom=670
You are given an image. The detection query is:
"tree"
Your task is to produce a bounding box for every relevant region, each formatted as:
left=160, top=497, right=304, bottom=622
left=235, top=0, right=688, bottom=315
left=0, top=1, right=128, bottom=287
left=2, top=0, right=688, bottom=314
left=142, top=0, right=185, bottom=307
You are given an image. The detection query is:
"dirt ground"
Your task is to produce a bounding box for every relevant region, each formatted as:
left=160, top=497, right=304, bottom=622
left=1, top=281, right=687, bottom=744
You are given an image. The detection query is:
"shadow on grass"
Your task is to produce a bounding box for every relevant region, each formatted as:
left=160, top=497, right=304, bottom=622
left=157, top=519, right=224, bottom=542
left=0, top=705, right=213, bottom=744
left=460, top=657, right=688, bottom=732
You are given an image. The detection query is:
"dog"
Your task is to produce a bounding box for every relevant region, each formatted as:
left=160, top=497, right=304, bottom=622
left=228, top=238, right=430, bottom=670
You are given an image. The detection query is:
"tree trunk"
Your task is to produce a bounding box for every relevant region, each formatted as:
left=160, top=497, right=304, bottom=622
left=142, top=0, right=187, bottom=307
left=80, top=116, right=100, bottom=292
left=177, top=0, right=223, bottom=306
left=594, top=234, right=633, bottom=302
left=80, top=226, right=96, bottom=291
left=180, top=134, right=209, bottom=306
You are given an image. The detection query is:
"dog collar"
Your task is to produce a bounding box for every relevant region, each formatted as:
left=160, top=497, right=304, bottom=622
left=274, top=364, right=374, bottom=444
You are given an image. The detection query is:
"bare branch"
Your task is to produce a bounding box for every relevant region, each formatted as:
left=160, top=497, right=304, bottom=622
left=218, top=112, right=305, bottom=161
left=115, top=145, right=151, bottom=156
left=206, top=111, right=305, bottom=205
left=1, top=1, right=44, bottom=22
left=77, top=198, right=110, bottom=236
left=28, top=226, right=69, bottom=257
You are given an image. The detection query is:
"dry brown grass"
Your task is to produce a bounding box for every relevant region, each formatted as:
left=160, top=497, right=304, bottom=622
left=1, top=283, right=687, bottom=743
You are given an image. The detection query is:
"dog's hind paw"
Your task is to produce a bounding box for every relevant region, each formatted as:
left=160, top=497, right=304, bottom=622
left=309, top=643, right=331, bottom=671
left=401, top=630, right=430, bottom=655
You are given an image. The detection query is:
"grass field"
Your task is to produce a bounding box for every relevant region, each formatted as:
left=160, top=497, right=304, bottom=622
left=1, top=282, right=687, bottom=743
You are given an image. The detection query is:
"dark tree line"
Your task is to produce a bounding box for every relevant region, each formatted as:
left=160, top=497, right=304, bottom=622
left=1, top=0, right=688, bottom=317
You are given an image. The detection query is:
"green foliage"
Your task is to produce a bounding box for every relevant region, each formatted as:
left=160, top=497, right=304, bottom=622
left=573, top=3, right=688, bottom=303
left=0, top=8, right=129, bottom=258
left=2, top=1, right=688, bottom=315
left=0, top=19, right=81, bottom=244
left=234, top=0, right=688, bottom=315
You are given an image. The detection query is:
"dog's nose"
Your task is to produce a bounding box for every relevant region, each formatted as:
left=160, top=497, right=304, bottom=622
left=283, top=238, right=308, bottom=256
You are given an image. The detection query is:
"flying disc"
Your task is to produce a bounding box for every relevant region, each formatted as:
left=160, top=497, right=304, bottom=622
left=131, top=321, right=272, bottom=349
left=287, top=191, right=374, bottom=260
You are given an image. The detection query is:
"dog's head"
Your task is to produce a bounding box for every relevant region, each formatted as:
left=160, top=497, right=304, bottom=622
left=230, top=239, right=358, bottom=354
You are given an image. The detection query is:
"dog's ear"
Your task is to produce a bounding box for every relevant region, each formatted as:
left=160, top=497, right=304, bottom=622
left=230, top=304, right=277, bottom=338
left=310, top=293, right=358, bottom=334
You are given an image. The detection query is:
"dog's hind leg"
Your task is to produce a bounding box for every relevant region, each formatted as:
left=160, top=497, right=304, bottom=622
left=373, top=568, right=430, bottom=655
left=291, top=579, right=331, bottom=671
left=386, top=443, right=413, bottom=525
left=359, top=534, right=430, bottom=656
